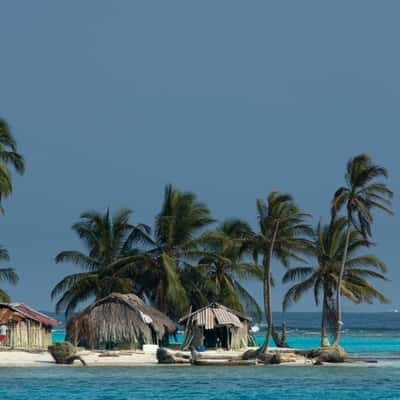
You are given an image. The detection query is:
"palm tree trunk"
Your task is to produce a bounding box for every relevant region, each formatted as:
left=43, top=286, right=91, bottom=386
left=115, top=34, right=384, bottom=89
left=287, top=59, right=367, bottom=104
left=158, top=281, right=166, bottom=313
left=333, top=220, right=351, bottom=345
left=321, top=289, right=330, bottom=347
left=260, top=222, right=279, bottom=354
left=260, top=256, right=273, bottom=353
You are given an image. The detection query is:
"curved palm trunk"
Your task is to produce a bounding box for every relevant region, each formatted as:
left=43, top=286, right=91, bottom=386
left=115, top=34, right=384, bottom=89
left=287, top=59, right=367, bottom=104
left=321, top=289, right=330, bottom=347
left=333, top=220, right=351, bottom=345
left=260, top=222, right=279, bottom=354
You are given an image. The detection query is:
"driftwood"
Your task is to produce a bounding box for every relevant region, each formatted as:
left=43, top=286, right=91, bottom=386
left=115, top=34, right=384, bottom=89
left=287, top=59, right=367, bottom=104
left=193, top=352, right=244, bottom=361
left=241, top=348, right=281, bottom=364
left=191, top=348, right=257, bottom=366
left=157, top=347, right=190, bottom=364
left=257, top=352, right=282, bottom=365
left=296, top=345, right=347, bottom=363
left=193, top=358, right=257, bottom=366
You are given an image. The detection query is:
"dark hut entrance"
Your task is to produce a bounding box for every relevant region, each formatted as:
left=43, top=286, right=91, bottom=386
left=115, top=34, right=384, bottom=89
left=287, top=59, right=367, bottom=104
left=203, top=326, right=230, bottom=349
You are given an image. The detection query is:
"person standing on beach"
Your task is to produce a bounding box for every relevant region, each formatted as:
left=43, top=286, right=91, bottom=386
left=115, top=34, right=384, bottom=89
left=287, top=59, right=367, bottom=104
left=0, top=324, right=8, bottom=345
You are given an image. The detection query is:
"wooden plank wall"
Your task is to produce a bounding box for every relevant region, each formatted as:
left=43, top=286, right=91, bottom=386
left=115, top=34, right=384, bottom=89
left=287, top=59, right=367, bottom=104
left=0, top=320, right=52, bottom=351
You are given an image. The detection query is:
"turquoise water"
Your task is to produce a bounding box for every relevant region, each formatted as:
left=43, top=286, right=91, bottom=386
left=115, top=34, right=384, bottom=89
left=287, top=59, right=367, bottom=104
left=52, top=330, right=400, bottom=355
left=1, top=364, right=400, bottom=400
left=34, top=313, right=400, bottom=399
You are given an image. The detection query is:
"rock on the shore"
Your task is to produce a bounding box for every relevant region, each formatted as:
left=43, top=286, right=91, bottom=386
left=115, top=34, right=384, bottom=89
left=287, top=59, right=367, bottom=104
left=299, top=345, right=347, bottom=363
left=241, top=349, right=282, bottom=364
left=48, top=342, right=77, bottom=364
left=157, top=347, right=190, bottom=364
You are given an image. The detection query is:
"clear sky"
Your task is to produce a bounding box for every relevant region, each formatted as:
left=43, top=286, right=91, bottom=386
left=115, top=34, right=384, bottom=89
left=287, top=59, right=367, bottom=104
left=0, top=1, right=398, bottom=312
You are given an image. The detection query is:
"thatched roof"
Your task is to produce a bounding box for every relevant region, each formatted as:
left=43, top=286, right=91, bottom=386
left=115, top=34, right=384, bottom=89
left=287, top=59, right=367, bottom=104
left=179, top=303, right=251, bottom=330
left=67, top=293, right=176, bottom=349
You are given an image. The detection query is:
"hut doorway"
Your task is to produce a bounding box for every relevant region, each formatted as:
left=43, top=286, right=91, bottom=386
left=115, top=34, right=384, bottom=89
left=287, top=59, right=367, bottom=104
left=204, top=327, right=231, bottom=349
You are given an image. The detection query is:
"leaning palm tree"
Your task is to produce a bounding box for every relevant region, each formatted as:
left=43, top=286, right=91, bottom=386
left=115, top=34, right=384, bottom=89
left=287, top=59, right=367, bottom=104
left=0, top=118, right=25, bottom=209
left=51, top=208, right=151, bottom=316
left=283, top=217, right=389, bottom=347
left=196, top=219, right=263, bottom=320
left=331, top=154, right=393, bottom=344
left=114, top=185, right=215, bottom=319
left=244, top=191, right=312, bottom=353
left=0, top=246, right=19, bottom=302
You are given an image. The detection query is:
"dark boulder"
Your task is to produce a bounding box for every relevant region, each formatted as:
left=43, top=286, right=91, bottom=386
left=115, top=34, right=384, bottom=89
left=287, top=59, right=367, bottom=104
left=297, top=345, right=347, bottom=363
left=48, top=342, right=80, bottom=364
left=157, top=347, right=176, bottom=364
left=241, top=348, right=259, bottom=360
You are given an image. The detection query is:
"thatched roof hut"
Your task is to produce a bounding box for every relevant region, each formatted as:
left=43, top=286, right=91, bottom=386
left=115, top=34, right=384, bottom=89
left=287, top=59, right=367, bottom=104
left=0, top=303, right=58, bottom=350
left=66, top=293, right=176, bottom=350
left=179, top=303, right=251, bottom=350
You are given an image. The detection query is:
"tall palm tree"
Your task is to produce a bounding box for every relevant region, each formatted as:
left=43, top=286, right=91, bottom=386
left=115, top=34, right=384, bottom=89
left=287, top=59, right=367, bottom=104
left=244, top=191, right=312, bottom=353
left=0, top=246, right=19, bottom=302
left=283, top=217, right=389, bottom=346
left=0, top=118, right=25, bottom=209
left=331, top=154, right=393, bottom=344
left=116, top=185, right=215, bottom=319
left=51, top=208, right=151, bottom=316
left=196, top=219, right=263, bottom=320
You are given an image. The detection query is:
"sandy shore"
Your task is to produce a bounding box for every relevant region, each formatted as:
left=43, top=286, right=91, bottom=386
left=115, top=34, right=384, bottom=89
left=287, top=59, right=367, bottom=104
left=0, top=350, right=158, bottom=367
left=0, top=348, right=318, bottom=367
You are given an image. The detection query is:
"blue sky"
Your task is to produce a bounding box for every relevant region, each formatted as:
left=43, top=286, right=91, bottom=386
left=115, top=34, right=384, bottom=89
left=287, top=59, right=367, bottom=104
left=0, top=1, right=398, bottom=312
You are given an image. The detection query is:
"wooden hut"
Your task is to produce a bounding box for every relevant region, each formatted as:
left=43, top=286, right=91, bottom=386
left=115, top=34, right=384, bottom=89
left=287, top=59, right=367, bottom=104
left=66, top=293, right=177, bottom=350
left=179, top=303, right=251, bottom=350
left=0, top=303, right=58, bottom=350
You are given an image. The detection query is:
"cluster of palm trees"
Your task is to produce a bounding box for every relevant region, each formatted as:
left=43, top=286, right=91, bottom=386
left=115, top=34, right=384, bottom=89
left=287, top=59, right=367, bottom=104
left=51, top=187, right=262, bottom=320
left=53, top=154, right=394, bottom=349
left=0, top=118, right=25, bottom=302
left=0, top=116, right=393, bottom=351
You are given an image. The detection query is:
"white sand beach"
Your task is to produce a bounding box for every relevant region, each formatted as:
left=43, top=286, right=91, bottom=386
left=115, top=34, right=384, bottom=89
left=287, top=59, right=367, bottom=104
left=0, top=348, right=314, bottom=367
left=0, top=350, right=158, bottom=367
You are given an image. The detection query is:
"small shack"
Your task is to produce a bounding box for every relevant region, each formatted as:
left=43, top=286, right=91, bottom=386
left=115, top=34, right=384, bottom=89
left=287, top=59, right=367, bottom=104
left=66, top=293, right=177, bottom=350
left=0, top=303, right=58, bottom=350
left=179, top=303, right=251, bottom=350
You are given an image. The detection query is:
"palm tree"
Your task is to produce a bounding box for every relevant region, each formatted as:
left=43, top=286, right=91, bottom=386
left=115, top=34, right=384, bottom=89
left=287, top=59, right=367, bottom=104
left=196, top=219, right=263, bottom=320
left=283, top=217, right=389, bottom=347
left=116, top=185, right=215, bottom=319
left=244, top=191, right=312, bottom=353
left=331, top=154, right=393, bottom=344
left=51, top=208, right=151, bottom=316
left=0, top=118, right=25, bottom=209
left=0, top=246, right=19, bottom=302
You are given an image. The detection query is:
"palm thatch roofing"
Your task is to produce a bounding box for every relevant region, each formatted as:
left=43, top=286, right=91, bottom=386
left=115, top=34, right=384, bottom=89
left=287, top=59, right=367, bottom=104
left=66, top=293, right=176, bottom=350
left=179, top=303, right=251, bottom=330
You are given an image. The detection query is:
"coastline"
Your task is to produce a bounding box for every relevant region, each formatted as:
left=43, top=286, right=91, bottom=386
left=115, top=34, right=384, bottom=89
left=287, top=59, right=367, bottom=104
left=0, top=348, right=334, bottom=367
left=0, top=350, right=159, bottom=367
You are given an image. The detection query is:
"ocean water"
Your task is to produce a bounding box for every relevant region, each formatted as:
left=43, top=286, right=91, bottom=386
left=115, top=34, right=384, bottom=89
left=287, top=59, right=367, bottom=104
left=1, top=364, right=400, bottom=400
left=12, top=312, right=397, bottom=400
